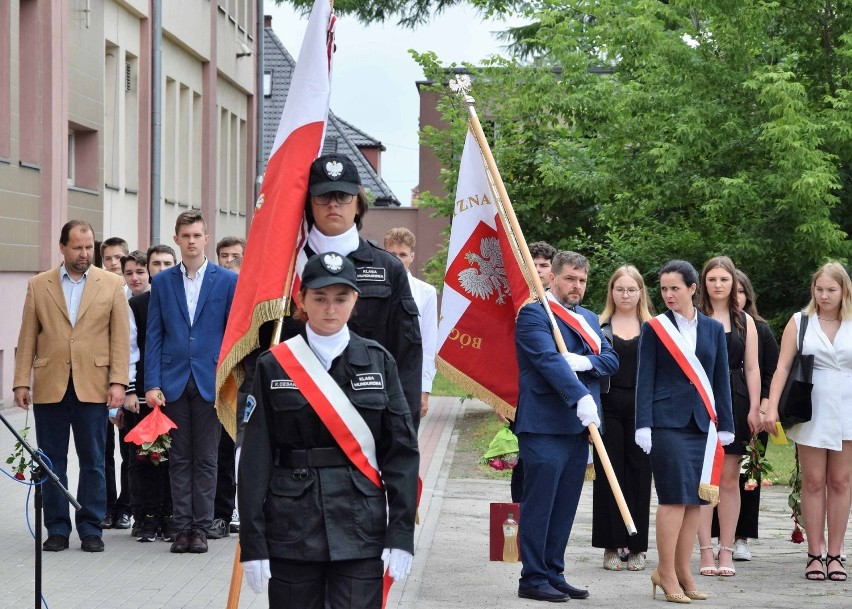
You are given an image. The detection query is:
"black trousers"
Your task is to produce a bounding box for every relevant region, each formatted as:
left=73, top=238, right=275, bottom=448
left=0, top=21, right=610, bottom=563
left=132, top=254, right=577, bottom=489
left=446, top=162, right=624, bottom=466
left=105, top=421, right=132, bottom=518
left=124, top=408, right=173, bottom=521
left=269, top=557, right=383, bottom=609
left=712, top=430, right=769, bottom=540
left=213, top=428, right=236, bottom=522
left=591, top=388, right=652, bottom=552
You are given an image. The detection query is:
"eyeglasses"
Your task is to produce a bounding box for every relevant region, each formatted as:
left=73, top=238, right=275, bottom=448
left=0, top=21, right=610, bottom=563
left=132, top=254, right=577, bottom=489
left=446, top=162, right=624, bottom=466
left=614, top=287, right=640, bottom=296
left=312, top=191, right=355, bottom=205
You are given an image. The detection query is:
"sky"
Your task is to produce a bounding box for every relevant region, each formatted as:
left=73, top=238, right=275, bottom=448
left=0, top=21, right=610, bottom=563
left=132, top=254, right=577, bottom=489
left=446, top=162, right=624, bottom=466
left=264, top=1, right=524, bottom=205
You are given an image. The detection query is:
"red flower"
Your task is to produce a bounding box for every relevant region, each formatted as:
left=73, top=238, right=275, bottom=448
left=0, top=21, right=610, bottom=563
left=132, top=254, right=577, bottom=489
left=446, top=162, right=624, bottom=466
left=14, top=472, right=25, bottom=481
left=791, top=523, right=804, bottom=544
left=136, top=450, right=147, bottom=462
left=743, top=478, right=758, bottom=491
left=150, top=452, right=161, bottom=463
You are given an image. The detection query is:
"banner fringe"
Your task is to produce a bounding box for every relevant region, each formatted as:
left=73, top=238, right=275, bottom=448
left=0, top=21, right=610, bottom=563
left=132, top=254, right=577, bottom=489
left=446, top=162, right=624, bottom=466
left=215, top=298, right=286, bottom=440
left=436, top=356, right=516, bottom=422
left=698, top=482, right=719, bottom=507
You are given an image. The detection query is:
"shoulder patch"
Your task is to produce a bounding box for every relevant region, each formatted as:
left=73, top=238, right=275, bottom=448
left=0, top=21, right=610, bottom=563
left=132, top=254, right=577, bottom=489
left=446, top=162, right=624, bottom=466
left=244, top=395, right=257, bottom=423
left=351, top=372, right=385, bottom=391
left=355, top=267, right=386, bottom=283
left=271, top=379, right=298, bottom=390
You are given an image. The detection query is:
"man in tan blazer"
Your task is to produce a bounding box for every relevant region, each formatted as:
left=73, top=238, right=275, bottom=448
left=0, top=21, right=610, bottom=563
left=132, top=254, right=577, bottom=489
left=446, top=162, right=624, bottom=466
left=14, top=219, right=130, bottom=553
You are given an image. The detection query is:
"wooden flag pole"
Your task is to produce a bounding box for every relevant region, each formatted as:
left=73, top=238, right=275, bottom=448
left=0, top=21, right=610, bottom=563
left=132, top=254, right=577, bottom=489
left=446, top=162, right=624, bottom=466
left=455, top=80, right=637, bottom=536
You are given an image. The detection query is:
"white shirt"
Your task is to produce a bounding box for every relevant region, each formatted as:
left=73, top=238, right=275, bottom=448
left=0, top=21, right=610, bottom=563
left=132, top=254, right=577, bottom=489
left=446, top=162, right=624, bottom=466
left=180, top=258, right=209, bottom=326
left=60, top=263, right=89, bottom=327
left=408, top=272, right=437, bottom=392
left=307, top=224, right=360, bottom=257
left=673, top=308, right=698, bottom=353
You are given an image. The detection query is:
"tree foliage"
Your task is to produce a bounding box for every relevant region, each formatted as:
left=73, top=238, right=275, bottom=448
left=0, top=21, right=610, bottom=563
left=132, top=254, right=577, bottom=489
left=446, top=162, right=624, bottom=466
left=280, top=0, right=527, bottom=27
left=414, top=0, right=852, bottom=325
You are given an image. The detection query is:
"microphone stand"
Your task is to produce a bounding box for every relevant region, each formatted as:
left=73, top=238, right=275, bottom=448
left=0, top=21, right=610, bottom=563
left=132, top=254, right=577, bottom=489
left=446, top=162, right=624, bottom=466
left=0, top=410, right=81, bottom=609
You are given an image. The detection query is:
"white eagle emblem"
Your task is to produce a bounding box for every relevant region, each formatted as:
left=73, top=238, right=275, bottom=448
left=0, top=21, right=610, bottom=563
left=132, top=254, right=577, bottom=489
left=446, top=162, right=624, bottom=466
left=458, top=237, right=510, bottom=305
left=323, top=253, right=344, bottom=272
left=255, top=193, right=264, bottom=211
left=325, top=160, right=344, bottom=179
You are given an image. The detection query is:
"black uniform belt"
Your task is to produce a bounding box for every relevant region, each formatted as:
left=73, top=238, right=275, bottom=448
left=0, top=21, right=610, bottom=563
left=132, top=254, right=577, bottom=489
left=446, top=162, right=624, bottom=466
left=274, top=447, right=349, bottom=468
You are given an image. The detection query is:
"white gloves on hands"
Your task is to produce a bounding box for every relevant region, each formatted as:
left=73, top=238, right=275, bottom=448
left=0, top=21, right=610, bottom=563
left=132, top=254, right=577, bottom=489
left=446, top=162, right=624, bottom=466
left=576, top=395, right=600, bottom=428
left=242, top=559, right=271, bottom=594
left=562, top=352, right=593, bottom=372
left=635, top=428, right=652, bottom=454
left=382, top=548, right=413, bottom=582
left=718, top=431, right=735, bottom=446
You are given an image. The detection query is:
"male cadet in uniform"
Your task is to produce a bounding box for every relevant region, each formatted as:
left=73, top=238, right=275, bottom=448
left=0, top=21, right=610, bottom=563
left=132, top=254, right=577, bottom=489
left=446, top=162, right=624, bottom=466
left=14, top=220, right=130, bottom=553
left=145, top=211, right=238, bottom=554
left=514, top=251, right=619, bottom=602
left=383, top=227, right=437, bottom=419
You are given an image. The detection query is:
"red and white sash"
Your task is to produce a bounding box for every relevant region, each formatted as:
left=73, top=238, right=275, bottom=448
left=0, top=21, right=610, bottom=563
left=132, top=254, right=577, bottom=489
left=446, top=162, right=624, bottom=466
left=546, top=292, right=601, bottom=354
left=270, top=335, right=383, bottom=489
left=648, top=313, right=723, bottom=506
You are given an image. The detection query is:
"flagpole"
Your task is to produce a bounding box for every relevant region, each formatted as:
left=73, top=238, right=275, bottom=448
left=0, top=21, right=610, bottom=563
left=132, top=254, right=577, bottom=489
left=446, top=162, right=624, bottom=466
left=452, top=77, right=637, bottom=536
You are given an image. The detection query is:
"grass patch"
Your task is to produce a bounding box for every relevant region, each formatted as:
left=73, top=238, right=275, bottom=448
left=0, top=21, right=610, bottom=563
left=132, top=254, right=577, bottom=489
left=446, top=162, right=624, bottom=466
left=431, top=371, right=467, bottom=397
left=450, top=406, right=513, bottom=480
left=764, top=436, right=796, bottom=485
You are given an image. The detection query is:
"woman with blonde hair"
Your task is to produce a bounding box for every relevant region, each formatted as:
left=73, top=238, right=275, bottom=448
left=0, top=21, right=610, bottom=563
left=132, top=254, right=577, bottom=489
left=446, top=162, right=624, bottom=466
left=764, top=262, right=852, bottom=582
left=593, top=265, right=654, bottom=571
left=695, top=256, right=761, bottom=577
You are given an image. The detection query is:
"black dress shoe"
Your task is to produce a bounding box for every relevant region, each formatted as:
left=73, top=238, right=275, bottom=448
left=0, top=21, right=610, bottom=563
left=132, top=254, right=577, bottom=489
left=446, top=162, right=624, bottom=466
left=518, top=583, right=569, bottom=602
left=81, top=535, right=105, bottom=552
left=43, top=535, right=69, bottom=552
left=113, top=513, right=132, bottom=530
left=550, top=581, right=589, bottom=599
left=99, top=514, right=114, bottom=529
left=188, top=529, right=209, bottom=554
left=170, top=530, right=191, bottom=553
left=207, top=518, right=229, bottom=539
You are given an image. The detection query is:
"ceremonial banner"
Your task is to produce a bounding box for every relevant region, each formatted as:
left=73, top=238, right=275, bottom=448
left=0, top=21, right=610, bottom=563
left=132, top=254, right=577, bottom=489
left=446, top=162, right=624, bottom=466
left=215, top=0, right=335, bottom=440
left=436, top=130, right=534, bottom=420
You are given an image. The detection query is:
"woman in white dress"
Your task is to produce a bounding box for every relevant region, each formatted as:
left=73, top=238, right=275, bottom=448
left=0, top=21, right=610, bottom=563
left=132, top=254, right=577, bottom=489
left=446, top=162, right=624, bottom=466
left=764, top=262, right=852, bottom=582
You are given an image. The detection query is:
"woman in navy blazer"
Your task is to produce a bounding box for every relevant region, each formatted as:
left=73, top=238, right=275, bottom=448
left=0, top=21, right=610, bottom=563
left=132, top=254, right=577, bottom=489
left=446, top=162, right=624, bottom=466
left=635, top=260, right=734, bottom=603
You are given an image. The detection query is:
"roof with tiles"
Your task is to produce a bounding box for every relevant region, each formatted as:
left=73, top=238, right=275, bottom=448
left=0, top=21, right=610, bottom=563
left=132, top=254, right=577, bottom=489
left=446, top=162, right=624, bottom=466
left=262, top=25, right=399, bottom=206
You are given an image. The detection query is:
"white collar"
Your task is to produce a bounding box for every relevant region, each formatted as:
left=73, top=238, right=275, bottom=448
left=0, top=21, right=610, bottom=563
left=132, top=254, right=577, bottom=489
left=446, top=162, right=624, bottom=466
left=180, top=257, right=209, bottom=279
left=307, top=224, right=360, bottom=257
left=673, top=308, right=698, bottom=327
left=306, top=324, right=350, bottom=371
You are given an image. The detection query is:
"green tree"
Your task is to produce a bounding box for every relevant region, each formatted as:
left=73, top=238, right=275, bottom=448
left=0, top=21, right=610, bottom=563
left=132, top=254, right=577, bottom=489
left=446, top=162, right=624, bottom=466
left=415, top=0, right=852, bottom=325
left=280, top=0, right=526, bottom=27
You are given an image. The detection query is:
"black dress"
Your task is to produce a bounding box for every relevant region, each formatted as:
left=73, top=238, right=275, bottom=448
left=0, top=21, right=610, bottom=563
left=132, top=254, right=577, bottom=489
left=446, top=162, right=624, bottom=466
left=592, top=333, right=652, bottom=552
left=724, top=311, right=750, bottom=456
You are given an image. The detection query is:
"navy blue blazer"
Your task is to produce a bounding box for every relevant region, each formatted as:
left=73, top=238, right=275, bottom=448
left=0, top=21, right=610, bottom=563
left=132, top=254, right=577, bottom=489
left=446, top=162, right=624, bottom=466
left=514, top=301, right=619, bottom=435
left=635, top=310, right=734, bottom=433
left=145, top=263, right=238, bottom=403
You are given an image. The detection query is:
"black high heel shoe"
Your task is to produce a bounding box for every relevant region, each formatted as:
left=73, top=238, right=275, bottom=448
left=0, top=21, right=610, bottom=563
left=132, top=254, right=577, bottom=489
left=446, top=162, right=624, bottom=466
left=826, top=554, right=847, bottom=581
left=805, top=553, right=825, bottom=581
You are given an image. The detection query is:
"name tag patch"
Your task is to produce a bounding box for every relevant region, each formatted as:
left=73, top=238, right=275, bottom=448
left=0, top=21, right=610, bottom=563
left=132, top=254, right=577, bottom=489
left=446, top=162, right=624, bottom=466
left=356, top=267, right=386, bottom=282
left=351, top=373, right=384, bottom=391
left=244, top=395, right=256, bottom=423
left=271, top=379, right=298, bottom=390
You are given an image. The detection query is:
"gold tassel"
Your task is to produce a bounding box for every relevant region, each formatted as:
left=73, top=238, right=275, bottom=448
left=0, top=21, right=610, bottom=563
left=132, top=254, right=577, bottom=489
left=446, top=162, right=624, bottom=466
left=698, top=483, right=720, bottom=507
left=415, top=507, right=421, bottom=526
left=584, top=463, right=596, bottom=482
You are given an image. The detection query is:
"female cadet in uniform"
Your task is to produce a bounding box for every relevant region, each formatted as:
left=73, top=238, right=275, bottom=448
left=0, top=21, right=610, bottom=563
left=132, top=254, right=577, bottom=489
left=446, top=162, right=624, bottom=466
left=238, top=252, right=419, bottom=609
left=635, top=260, right=734, bottom=603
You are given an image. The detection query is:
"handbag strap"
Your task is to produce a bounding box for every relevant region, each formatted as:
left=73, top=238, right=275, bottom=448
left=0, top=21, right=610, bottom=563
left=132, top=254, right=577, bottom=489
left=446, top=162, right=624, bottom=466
left=797, top=313, right=809, bottom=353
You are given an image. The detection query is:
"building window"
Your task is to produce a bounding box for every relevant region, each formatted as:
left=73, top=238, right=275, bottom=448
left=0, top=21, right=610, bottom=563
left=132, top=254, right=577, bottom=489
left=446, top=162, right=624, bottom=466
left=68, top=129, right=75, bottom=185
left=263, top=70, right=273, bottom=97
left=68, top=124, right=98, bottom=190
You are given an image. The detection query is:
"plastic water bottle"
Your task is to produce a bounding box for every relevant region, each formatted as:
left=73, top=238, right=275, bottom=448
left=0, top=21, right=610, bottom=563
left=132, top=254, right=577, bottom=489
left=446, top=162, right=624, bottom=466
left=502, top=513, right=519, bottom=562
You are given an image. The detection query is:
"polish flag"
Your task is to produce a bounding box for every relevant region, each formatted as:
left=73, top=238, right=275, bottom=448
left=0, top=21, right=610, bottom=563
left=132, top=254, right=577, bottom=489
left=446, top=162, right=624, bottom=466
left=436, top=130, right=534, bottom=421
left=215, top=0, right=335, bottom=440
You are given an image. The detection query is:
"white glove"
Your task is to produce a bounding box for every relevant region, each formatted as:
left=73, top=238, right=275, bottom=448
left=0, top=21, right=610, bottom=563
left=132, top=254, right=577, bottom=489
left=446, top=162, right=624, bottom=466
left=562, top=352, right=593, bottom=372
left=635, top=428, right=652, bottom=454
left=718, top=431, right=735, bottom=446
left=576, top=395, right=600, bottom=428
left=242, top=559, right=271, bottom=594
left=382, top=548, right=413, bottom=582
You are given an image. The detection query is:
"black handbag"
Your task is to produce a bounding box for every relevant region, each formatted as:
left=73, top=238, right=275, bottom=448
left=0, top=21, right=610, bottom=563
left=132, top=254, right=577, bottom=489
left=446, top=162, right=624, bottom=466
left=778, top=314, right=814, bottom=427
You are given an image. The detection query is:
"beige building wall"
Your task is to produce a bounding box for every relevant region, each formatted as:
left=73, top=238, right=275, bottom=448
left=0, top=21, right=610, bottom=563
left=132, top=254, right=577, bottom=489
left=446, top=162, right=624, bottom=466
left=0, top=0, right=257, bottom=406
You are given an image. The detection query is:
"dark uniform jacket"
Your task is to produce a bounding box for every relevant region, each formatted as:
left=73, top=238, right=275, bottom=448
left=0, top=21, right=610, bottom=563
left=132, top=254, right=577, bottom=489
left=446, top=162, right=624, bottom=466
left=238, top=332, right=419, bottom=563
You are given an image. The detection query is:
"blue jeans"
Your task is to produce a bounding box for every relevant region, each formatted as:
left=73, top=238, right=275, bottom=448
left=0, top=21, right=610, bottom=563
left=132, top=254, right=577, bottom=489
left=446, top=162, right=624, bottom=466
left=33, top=381, right=107, bottom=540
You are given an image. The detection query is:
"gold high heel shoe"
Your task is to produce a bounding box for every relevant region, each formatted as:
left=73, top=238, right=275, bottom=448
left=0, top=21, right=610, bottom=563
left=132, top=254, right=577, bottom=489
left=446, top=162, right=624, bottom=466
left=677, top=581, right=708, bottom=601
left=651, top=570, right=691, bottom=604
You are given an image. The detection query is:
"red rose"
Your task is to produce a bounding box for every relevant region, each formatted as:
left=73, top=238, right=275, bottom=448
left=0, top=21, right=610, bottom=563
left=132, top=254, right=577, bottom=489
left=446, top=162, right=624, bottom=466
left=150, top=452, right=161, bottom=463
left=136, top=450, right=147, bottom=461
left=14, top=472, right=25, bottom=481
left=791, top=524, right=804, bottom=544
